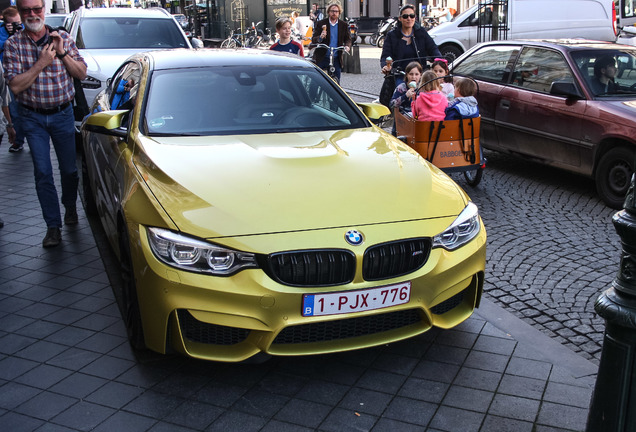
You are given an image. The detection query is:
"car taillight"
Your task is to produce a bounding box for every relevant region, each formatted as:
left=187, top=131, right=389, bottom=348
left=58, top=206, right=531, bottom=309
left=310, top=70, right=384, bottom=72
left=613, top=1, right=617, bottom=36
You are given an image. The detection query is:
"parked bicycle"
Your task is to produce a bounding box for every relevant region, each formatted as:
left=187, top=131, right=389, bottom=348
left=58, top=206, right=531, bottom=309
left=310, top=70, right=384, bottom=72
left=221, top=24, right=271, bottom=49
left=220, top=28, right=248, bottom=48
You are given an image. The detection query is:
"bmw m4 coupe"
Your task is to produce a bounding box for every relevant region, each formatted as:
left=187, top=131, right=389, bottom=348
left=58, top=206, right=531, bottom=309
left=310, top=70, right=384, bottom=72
left=80, top=49, right=486, bottom=362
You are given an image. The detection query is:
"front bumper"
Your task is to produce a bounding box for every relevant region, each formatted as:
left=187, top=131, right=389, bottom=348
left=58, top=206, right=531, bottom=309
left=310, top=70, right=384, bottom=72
left=130, top=221, right=486, bottom=362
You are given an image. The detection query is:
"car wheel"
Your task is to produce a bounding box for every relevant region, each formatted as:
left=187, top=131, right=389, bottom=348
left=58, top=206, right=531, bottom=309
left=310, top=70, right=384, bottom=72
left=78, top=152, right=98, bottom=217
left=595, top=147, right=635, bottom=209
left=463, top=167, right=483, bottom=187
left=439, top=44, right=463, bottom=63
left=119, top=226, right=146, bottom=351
left=377, top=35, right=385, bottom=48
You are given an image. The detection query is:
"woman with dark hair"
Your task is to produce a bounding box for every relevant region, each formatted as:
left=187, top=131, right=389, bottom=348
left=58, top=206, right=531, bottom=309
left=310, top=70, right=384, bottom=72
left=378, top=4, right=441, bottom=106
left=380, top=4, right=441, bottom=78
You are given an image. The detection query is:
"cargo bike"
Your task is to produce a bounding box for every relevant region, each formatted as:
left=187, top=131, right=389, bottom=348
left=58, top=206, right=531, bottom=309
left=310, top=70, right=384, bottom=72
left=393, top=76, right=485, bottom=187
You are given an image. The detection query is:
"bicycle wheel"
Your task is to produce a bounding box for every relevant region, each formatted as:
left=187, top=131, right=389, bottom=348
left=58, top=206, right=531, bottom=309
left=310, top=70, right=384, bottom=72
left=221, top=38, right=237, bottom=48
left=463, top=167, right=483, bottom=187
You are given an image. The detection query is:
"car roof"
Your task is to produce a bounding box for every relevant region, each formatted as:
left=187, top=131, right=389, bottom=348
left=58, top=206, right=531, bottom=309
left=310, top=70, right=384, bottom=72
left=77, top=7, right=172, bottom=19
left=475, top=38, right=635, bottom=52
left=139, top=48, right=314, bottom=70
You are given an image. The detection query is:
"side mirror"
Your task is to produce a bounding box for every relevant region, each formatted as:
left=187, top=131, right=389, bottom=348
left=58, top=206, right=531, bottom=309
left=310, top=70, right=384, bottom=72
left=358, top=102, right=391, bottom=125
left=191, top=38, right=204, bottom=49
left=550, top=80, right=584, bottom=99
left=82, top=110, right=129, bottom=138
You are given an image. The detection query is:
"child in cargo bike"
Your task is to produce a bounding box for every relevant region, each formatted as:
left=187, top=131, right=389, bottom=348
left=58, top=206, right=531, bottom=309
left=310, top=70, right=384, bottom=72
left=444, top=77, right=479, bottom=120
left=411, top=70, right=447, bottom=121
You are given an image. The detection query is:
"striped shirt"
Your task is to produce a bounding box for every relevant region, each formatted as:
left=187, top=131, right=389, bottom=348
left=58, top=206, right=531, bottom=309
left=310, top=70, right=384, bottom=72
left=3, top=29, right=86, bottom=109
left=270, top=40, right=304, bottom=57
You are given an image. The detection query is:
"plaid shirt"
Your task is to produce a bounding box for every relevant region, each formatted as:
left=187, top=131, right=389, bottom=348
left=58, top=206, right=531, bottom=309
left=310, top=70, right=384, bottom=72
left=3, top=29, right=86, bottom=109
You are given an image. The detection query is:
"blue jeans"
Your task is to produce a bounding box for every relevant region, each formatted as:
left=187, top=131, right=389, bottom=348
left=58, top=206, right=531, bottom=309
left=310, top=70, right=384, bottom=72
left=20, top=103, right=78, bottom=228
left=9, top=91, right=25, bottom=145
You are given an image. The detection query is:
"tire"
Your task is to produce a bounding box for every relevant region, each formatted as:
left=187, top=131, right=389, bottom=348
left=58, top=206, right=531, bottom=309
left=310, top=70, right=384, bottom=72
left=79, top=153, right=98, bottom=216
left=439, top=44, right=463, bottom=63
left=370, top=33, right=379, bottom=46
left=119, top=226, right=146, bottom=351
left=463, top=167, right=483, bottom=187
left=221, top=38, right=236, bottom=49
left=376, top=35, right=385, bottom=48
left=595, top=147, right=635, bottom=209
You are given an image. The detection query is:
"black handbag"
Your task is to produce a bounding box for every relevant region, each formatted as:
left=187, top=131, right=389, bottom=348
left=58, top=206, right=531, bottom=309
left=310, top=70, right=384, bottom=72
left=379, top=74, right=396, bottom=108
left=73, top=78, right=90, bottom=122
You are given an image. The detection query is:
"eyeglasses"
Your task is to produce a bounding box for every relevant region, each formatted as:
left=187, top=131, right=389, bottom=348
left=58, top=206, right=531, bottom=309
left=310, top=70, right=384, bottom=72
left=401, top=13, right=416, bottom=19
left=19, top=6, right=43, bottom=15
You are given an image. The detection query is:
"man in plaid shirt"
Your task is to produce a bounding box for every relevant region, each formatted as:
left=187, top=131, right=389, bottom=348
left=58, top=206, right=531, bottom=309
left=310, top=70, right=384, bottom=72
left=3, top=0, right=87, bottom=248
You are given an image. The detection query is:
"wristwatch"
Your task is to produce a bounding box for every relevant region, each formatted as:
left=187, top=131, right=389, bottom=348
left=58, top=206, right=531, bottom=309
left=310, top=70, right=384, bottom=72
left=7, top=123, right=13, bottom=128
left=56, top=50, right=68, bottom=59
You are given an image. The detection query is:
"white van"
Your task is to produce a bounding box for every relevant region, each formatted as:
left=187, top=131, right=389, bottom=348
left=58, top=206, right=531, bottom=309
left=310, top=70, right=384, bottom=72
left=429, top=0, right=617, bottom=61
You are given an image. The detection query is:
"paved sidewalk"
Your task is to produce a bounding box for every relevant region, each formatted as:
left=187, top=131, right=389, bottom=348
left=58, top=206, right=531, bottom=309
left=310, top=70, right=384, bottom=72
left=0, top=63, right=601, bottom=430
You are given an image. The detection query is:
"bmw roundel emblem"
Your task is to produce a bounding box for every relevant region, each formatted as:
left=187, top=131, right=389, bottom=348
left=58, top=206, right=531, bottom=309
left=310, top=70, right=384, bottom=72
left=345, top=229, right=364, bottom=246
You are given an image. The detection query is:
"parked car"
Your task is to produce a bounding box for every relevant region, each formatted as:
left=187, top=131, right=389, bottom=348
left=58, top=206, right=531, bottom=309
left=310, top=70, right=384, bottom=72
left=79, top=49, right=487, bottom=362
left=65, top=7, right=202, bottom=108
left=451, top=39, right=636, bottom=208
left=172, top=13, right=189, bottom=30
left=430, top=0, right=617, bottom=61
left=44, top=13, right=69, bottom=29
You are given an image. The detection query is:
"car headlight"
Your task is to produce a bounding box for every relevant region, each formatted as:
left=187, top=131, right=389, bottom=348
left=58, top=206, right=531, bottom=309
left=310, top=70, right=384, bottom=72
left=81, top=75, right=102, bottom=89
left=432, top=202, right=481, bottom=250
left=147, top=227, right=258, bottom=275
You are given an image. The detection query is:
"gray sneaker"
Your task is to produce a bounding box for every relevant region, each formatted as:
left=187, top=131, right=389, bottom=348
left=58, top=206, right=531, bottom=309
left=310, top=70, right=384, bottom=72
left=42, top=227, right=61, bottom=248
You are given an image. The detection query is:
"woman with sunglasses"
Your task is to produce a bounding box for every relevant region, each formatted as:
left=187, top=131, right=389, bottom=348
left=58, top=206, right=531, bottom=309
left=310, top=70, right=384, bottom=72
left=380, top=4, right=441, bottom=85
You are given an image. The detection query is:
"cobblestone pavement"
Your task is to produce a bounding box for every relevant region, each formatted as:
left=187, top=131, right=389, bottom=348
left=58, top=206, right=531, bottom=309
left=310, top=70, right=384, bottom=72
left=452, top=152, right=616, bottom=364
left=342, top=46, right=619, bottom=364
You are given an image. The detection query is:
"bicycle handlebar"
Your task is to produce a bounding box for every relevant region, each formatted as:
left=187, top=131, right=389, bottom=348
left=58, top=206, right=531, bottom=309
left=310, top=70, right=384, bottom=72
left=313, top=43, right=351, bottom=54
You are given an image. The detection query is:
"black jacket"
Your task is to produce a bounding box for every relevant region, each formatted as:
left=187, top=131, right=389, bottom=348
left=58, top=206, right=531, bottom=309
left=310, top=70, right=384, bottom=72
left=311, top=18, right=352, bottom=65
left=380, top=22, right=441, bottom=71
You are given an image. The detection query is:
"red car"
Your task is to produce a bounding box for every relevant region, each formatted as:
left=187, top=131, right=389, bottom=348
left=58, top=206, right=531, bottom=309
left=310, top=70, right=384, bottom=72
left=451, top=39, right=636, bottom=208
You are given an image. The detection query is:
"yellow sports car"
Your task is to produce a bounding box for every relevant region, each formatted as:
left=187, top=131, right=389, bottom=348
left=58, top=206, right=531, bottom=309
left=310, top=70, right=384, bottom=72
left=80, top=49, right=486, bottom=362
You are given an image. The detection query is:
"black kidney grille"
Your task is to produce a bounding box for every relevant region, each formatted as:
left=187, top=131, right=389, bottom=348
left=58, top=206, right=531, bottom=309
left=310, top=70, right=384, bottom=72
left=272, top=309, right=421, bottom=345
left=363, top=238, right=431, bottom=281
left=268, top=250, right=356, bottom=287
left=177, top=310, right=250, bottom=345
left=430, top=291, right=465, bottom=315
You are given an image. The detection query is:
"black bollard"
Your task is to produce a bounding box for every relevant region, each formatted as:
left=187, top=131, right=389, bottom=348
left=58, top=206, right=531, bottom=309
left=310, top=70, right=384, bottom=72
left=586, top=171, right=636, bottom=431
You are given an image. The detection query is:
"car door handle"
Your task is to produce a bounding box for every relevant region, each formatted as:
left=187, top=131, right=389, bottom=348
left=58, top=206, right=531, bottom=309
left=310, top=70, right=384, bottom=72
left=500, top=100, right=510, bottom=110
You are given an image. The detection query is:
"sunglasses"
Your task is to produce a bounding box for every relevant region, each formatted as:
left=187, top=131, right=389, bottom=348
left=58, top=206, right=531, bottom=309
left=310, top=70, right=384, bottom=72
left=19, top=6, right=43, bottom=15
left=401, top=13, right=416, bottom=19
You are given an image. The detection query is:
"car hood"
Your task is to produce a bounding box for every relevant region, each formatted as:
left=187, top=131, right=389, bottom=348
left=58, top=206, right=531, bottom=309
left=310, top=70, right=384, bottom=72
left=133, top=128, right=467, bottom=238
left=599, top=98, right=636, bottom=118
left=81, top=49, right=147, bottom=79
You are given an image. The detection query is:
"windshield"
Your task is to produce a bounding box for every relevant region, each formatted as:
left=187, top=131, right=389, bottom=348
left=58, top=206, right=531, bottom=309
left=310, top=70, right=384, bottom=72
left=45, top=15, right=67, bottom=28
left=144, top=66, right=369, bottom=136
left=571, top=48, right=636, bottom=97
left=76, top=17, right=188, bottom=49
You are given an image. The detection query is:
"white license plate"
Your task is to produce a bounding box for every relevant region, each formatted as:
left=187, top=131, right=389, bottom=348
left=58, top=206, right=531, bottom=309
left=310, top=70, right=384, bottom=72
left=302, top=282, right=411, bottom=317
